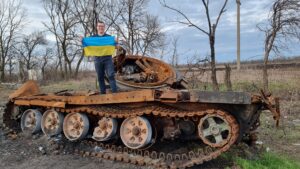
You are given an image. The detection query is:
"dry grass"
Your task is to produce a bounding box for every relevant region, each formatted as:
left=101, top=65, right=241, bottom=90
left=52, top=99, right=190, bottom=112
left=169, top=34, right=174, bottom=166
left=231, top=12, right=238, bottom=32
left=40, top=77, right=97, bottom=93
left=181, top=66, right=300, bottom=95
left=183, top=67, right=300, bottom=84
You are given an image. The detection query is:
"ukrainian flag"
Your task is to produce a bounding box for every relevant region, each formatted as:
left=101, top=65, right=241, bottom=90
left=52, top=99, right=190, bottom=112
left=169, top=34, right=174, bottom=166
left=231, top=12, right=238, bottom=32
left=82, top=36, right=116, bottom=57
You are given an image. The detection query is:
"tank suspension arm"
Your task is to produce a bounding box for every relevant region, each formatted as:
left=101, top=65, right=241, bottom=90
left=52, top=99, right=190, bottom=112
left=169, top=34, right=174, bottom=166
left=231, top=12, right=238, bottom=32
left=260, top=90, right=280, bottom=127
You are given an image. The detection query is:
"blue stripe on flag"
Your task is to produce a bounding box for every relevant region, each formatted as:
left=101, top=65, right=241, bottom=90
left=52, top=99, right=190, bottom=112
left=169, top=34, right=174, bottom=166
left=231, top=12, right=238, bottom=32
left=82, top=36, right=116, bottom=47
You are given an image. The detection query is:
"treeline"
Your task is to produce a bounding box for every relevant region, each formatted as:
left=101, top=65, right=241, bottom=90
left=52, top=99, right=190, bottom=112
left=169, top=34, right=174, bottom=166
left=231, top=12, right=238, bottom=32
left=175, top=56, right=300, bottom=69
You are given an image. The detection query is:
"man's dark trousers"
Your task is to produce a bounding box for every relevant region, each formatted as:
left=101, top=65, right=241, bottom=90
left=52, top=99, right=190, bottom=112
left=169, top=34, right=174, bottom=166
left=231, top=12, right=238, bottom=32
left=94, top=56, right=117, bottom=94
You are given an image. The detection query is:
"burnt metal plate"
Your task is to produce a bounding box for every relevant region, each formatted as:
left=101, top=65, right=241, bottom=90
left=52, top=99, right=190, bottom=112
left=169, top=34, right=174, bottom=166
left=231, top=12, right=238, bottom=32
left=190, top=91, right=251, bottom=104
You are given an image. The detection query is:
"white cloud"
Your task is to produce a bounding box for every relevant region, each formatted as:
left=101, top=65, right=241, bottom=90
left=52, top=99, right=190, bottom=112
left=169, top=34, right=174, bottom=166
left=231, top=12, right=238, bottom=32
left=22, top=0, right=47, bottom=34
left=161, top=23, right=187, bottom=33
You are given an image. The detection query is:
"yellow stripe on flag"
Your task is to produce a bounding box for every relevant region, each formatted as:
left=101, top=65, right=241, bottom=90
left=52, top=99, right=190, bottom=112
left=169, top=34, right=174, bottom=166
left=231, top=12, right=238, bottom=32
left=83, top=46, right=115, bottom=57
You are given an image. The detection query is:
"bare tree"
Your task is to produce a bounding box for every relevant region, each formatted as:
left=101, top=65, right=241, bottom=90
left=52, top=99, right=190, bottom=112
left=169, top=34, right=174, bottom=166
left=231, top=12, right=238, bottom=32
left=224, top=64, right=232, bottom=91
left=170, top=36, right=179, bottom=66
left=0, top=0, right=26, bottom=81
left=160, top=0, right=229, bottom=91
left=71, top=0, right=111, bottom=78
left=120, top=0, right=147, bottom=54
left=185, top=54, right=209, bottom=89
left=7, top=47, right=18, bottom=80
left=39, top=47, right=53, bottom=80
left=104, top=0, right=165, bottom=56
left=258, top=0, right=300, bottom=91
left=43, top=0, right=81, bottom=79
left=138, top=14, right=165, bottom=56
left=158, top=40, right=168, bottom=60
left=7, top=56, right=16, bottom=78
left=17, top=31, right=47, bottom=70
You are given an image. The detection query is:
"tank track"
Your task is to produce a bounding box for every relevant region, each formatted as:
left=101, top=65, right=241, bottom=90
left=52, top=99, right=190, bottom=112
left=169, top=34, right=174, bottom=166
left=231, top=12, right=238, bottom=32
left=3, top=100, right=239, bottom=169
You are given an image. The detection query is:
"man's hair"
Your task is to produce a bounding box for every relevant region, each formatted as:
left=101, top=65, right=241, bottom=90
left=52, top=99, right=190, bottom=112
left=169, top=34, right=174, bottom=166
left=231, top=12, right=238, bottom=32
left=97, top=21, right=105, bottom=25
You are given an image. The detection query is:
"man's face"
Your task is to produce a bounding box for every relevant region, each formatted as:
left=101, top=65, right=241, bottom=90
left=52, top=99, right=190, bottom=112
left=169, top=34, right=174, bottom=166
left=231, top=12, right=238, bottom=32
left=97, top=23, right=105, bottom=35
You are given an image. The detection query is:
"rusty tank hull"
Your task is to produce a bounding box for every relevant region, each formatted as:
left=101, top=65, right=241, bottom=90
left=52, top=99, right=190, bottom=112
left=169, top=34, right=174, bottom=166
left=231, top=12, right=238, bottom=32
left=3, top=80, right=280, bottom=168
left=113, top=54, right=188, bottom=90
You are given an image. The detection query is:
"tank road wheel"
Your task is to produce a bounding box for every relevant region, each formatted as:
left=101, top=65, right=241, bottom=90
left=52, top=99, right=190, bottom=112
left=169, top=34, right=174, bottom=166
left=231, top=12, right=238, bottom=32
left=20, top=109, right=42, bottom=134
left=41, top=110, right=64, bottom=136
left=63, top=113, right=89, bottom=141
left=198, top=111, right=235, bottom=147
left=120, top=116, right=152, bottom=149
left=92, top=117, right=118, bottom=141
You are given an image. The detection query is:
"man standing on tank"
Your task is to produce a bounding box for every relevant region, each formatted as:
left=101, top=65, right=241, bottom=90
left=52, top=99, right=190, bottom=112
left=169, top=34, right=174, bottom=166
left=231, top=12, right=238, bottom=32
left=92, top=21, right=117, bottom=94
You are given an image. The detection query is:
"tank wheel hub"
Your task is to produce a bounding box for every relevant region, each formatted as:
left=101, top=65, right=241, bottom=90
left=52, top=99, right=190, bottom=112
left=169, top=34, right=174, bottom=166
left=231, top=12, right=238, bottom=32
left=63, top=113, right=89, bottom=141
left=93, top=117, right=117, bottom=141
left=198, top=112, right=232, bottom=147
left=210, top=125, right=221, bottom=135
left=120, top=116, right=152, bottom=149
left=132, top=126, right=141, bottom=136
left=41, top=110, right=64, bottom=136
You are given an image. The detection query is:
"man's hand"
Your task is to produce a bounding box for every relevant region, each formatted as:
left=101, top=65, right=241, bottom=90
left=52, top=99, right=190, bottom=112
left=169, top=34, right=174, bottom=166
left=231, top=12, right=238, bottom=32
left=79, top=35, right=84, bottom=46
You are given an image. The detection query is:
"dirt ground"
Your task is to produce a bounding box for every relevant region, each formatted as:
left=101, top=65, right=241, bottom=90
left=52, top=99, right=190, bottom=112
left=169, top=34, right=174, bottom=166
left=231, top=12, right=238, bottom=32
left=0, top=81, right=299, bottom=169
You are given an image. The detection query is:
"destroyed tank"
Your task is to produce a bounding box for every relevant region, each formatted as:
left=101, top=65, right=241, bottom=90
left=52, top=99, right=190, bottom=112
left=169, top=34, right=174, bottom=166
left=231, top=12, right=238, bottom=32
left=3, top=53, right=280, bottom=169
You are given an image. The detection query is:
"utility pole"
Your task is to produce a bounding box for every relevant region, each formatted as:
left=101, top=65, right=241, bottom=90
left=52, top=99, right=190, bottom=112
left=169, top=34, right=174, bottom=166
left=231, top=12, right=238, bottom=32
left=236, top=0, right=241, bottom=71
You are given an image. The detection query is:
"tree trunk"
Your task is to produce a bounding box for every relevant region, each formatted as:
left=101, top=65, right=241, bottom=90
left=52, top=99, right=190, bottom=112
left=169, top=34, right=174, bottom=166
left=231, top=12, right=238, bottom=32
left=64, top=61, right=68, bottom=79
left=224, top=64, right=232, bottom=91
left=58, top=57, right=64, bottom=79
left=0, top=59, right=5, bottom=81
left=42, top=68, right=45, bottom=80
left=55, top=36, right=64, bottom=79
left=74, top=54, right=84, bottom=78
left=18, top=61, right=25, bottom=82
left=68, top=61, right=72, bottom=78
left=209, top=35, right=219, bottom=91
left=9, top=59, right=13, bottom=79
left=263, top=53, right=269, bottom=91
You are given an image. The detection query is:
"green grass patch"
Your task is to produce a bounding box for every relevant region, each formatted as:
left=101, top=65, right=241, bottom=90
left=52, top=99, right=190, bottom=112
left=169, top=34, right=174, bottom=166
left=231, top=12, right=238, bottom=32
left=236, top=153, right=300, bottom=169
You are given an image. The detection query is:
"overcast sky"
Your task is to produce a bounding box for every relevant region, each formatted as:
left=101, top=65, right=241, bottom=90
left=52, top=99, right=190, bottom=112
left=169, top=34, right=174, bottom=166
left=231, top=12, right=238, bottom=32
left=22, top=0, right=300, bottom=63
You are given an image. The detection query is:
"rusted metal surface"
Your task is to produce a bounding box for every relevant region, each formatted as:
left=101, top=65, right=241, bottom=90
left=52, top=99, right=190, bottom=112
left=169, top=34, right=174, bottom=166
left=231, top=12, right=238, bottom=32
left=190, top=91, right=252, bottom=104
left=260, top=90, right=281, bottom=126
left=67, top=90, right=156, bottom=105
left=93, top=117, right=118, bottom=141
left=113, top=55, right=187, bottom=90
left=13, top=89, right=157, bottom=107
left=198, top=112, right=235, bottom=148
left=41, top=110, right=64, bottom=136
left=15, top=100, right=66, bottom=108
left=159, top=90, right=190, bottom=103
left=63, top=112, right=89, bottom=141
left=9, top=80, right=39, bottom=99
